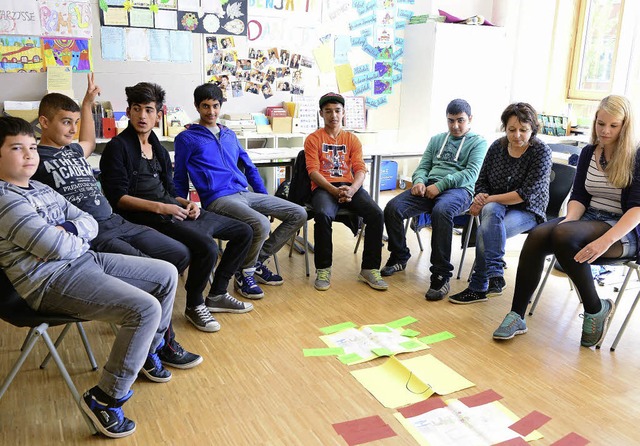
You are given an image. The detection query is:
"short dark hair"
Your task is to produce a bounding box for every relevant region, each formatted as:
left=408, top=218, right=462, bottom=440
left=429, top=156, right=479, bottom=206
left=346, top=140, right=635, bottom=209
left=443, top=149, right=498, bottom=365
left=125, top=82, right=166, bottom=111
left=446, top=99, right=471, bottom=117
left=500, top=102, right=539, bottom=137
left=38, top=92, right=80, bottom=120
left=194, top=83, right=225, bottom=106
left=0, top=116, right=35, bottom=149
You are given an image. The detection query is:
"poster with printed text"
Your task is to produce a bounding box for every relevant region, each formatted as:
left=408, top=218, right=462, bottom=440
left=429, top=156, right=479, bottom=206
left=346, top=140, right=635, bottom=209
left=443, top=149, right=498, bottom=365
left=39, top=0, right=93, bottom=38
left=0, top=1, right=42, bottom=36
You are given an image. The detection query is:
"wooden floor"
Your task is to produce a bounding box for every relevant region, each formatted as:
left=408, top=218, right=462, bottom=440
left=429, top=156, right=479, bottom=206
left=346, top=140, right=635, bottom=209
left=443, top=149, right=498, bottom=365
left=2, top=191, right=640, bottom=445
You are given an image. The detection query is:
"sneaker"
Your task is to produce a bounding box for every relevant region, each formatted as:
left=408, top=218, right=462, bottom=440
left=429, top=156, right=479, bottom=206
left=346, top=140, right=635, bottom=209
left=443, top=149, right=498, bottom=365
left=358, top=269, right=389, bottom=291
left=380, top=262, right=407, bottom=277
left=580, top=298, right=615, bottom=347
left=234, top=270, right=265, bottom=299
left=493, top=311, right=528, bottom=340
left=158, top=339, right=203, bottom=369
left=254, top=261, right=284, bottom=285
left=81, top=387, right=136, bottom=438
left=185, top=304, right=221, bottom=332
left=206, top=292, right=254, bottom=313
left=314, top=268, right=331, bottom=291
left=449, top=288, right=488, bottom=304
left=425, top=276, right=450, bottom=301
left=487, top=276, right=506, bottom=297
left=140, top=351, right=172, bottom=383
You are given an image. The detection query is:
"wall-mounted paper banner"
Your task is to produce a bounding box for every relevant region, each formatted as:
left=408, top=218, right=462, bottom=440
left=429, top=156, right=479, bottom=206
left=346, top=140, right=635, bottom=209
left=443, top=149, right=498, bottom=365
left=0, top=1, right=41, bottom=35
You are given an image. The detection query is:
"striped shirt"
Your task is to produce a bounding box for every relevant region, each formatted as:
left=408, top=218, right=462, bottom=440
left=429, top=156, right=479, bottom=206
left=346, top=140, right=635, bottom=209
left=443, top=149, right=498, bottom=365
left=0, top=180, right=98, bottom=308
left=584, top=154, right=623, bottom=215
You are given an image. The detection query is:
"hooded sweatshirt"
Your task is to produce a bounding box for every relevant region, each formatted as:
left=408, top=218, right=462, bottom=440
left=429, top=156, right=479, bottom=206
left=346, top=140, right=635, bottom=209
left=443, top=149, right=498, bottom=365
left=411, top=131, right=488, bottom=196
left=173, top=123, right=267, bottom=209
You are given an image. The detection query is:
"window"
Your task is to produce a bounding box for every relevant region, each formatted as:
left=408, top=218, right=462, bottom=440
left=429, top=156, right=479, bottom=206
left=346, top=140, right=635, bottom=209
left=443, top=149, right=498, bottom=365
left=568, top=0, right=625, bottom=101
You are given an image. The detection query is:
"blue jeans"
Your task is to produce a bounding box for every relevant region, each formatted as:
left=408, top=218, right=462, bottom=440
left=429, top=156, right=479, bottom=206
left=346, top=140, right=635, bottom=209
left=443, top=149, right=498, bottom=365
left=207, top=191, right=307, bottom=269
left=36, top=252, right=177, bottom=400
left=311, top=185, right=384, bottom=270
left=469, top=202, right=537, bottom=291
left=384, top=188, right=471, bottom=279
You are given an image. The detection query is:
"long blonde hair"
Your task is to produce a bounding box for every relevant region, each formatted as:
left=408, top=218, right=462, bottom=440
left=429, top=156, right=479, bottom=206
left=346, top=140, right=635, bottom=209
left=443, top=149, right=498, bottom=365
left=591, top=95, right=637, bottom=188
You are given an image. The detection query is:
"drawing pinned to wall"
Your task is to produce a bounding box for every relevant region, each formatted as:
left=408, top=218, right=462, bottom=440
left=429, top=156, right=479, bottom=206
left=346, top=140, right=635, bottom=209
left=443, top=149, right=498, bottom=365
left=0, top=1, right=41, bottom=35
left=42, top=38, right=92, bottom=72
left=39, top=0, right=93, bottom=38
left=100, top=26, right=125, bottom=60
left=0, top=36, right=45, bottom=73
left=176, top=1, right=246, bottom=35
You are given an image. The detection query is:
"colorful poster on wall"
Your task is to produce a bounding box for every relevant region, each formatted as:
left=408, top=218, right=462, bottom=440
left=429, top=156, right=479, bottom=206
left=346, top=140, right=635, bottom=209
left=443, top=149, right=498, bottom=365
left=0, top=1, right=42, bottom=35
left=0, top=36, right=45, bottom=73
left=42, top=38, right=92, bottom=72
left=39, top=0, right=93, bottom=38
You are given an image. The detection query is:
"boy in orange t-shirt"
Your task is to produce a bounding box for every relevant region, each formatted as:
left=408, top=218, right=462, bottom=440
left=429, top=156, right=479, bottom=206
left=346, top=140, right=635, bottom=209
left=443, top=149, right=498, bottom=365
left=304, top=92, right=387, bottom=291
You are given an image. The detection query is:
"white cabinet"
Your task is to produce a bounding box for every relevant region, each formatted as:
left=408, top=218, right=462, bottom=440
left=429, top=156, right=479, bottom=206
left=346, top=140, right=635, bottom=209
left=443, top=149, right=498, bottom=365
left=398, top=22, right=509, bottom=146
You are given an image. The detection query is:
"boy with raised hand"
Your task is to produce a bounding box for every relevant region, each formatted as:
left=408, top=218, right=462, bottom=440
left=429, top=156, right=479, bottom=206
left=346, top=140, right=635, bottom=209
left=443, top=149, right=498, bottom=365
left=0, top=116, right=179, bottom=438
left=382, top=99, right=488, bottom=301
left=173, top=83, right=306, bottom=299
left=304, top=92, right=387, bottom=291
left=99, top=82, right=254, bottom=329
left=34, top=75, right=202, bottom=368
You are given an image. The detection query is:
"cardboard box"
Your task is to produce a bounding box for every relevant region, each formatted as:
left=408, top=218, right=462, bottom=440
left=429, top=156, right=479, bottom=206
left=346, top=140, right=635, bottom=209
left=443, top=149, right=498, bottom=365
left=269, top=116, right=292, bottom=134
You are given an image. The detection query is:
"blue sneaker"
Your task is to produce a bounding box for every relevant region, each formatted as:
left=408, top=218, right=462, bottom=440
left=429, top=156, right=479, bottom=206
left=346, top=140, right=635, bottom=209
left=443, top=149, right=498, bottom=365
left=254, top=261, right=284, bottom=285
left=234, top=270, right=265, bottom=299
left=81, top=386, right=136, bottom=438
left=493, top=311, right=528, bottom=340
left=580, top=298, right=614, bottom=347
left=140, top=351, right=172, bottom=383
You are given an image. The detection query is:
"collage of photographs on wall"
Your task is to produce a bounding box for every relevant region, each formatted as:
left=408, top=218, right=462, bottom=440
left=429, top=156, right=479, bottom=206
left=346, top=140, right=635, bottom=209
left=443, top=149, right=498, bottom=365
left=205, top=35, right=310, bottom=100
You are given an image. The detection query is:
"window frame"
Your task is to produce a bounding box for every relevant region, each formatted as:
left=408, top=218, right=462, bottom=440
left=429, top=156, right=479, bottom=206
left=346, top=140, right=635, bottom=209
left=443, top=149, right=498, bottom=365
left=567, top=0, right=626, bottom=101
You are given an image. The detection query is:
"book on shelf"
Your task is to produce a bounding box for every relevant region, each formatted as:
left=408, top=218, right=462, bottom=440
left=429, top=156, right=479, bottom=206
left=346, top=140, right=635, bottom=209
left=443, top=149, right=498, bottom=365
left=222, top=113, right=252, bottom=120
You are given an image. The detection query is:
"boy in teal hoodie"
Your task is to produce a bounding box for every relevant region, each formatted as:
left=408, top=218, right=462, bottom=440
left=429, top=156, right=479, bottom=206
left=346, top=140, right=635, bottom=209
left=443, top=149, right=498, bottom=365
left=383, top=99, right=488, bottom=300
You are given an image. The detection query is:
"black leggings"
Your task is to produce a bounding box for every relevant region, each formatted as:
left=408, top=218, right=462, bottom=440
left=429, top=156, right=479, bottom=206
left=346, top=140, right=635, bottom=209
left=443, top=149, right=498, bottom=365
left=511, top=217, right=624, bottom=318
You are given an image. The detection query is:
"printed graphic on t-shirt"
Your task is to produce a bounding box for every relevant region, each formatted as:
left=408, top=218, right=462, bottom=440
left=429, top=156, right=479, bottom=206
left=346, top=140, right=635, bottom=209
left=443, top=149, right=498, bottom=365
left=321, top=143, right=348, bottom=178
left=438, top=140, right=458, bottom=162
left=35, top=145, right=112, bottom=221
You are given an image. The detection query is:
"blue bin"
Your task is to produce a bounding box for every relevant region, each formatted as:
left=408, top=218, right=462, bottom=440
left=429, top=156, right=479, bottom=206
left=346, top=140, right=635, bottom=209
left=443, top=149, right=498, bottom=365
left=380, top=160, right=398, bottom=191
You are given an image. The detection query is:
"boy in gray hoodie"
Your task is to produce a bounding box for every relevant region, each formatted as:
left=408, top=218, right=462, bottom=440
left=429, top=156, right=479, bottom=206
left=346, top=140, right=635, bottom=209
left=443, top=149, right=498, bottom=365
left=383, top=99, right=488, bottom=300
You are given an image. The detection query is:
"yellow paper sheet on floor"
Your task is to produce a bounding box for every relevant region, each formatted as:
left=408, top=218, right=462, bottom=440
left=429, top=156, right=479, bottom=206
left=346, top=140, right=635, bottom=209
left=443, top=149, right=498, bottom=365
left=351, top=355, right=474, bottom=408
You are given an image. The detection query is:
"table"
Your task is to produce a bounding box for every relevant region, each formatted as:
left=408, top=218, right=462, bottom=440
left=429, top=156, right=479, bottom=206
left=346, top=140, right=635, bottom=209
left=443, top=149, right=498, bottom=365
left=364, top=145, right=425, bottom=203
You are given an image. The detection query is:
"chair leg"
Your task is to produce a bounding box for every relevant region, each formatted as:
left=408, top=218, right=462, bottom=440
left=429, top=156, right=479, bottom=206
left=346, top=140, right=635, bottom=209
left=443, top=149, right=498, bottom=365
left=303, top=220, right=310, bottom=277
left=601, top=262, right=637, bottom=350
left=39, top=328, right=98, bottom=434
left=610, top=288, right=640, bottom=351
left=0, top=324, right=44, bottom=400
left=354, top=224, right=366, bottom=254
left=40, top=322, right=98, bottom=371
left=272, top=252, right=281, bottom=276
left=529, top=256, right=556, bottom=316
left=0, top=323, right=97, bottom=434
left=456, top=215, right=476, bottom=280
left=39, top=323, right=73, bottom=369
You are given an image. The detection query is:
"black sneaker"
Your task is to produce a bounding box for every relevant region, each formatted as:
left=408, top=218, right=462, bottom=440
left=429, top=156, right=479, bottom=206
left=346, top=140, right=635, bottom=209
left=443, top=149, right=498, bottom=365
left=81, top=386, right=136, bottom=438
left=380, top=262, right=407, bottom=277
left=487, top=277, right=506, bottom=297
left=158, top=339, right=203, bottom=370
left=140, top=351, right=172, bottom=382
left=449, top=288, right=488, bottom=304
left=425, top=276, right=450, bottom=301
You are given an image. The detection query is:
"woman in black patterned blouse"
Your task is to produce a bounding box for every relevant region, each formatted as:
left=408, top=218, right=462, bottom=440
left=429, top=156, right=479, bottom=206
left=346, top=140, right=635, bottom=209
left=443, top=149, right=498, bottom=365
left=450, top=103, right=552, bottom=304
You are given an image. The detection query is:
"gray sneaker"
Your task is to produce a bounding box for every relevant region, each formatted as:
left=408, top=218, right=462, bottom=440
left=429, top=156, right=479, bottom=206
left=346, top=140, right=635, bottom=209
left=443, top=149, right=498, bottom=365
left=314, top=268, right=331, bottom=291
left=425, top=276, right=450, bottom=301
left=358, top=269, right=389, bottom=291
left=493, top=311, right=528, bottom=340
left=185, top=304, right=221, bottom=332
left=580, top=298, right=614, bottom=347
left=205, top=293, right=254, bottom=314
